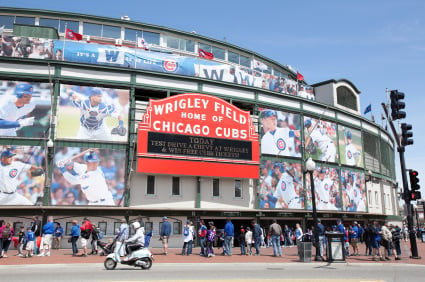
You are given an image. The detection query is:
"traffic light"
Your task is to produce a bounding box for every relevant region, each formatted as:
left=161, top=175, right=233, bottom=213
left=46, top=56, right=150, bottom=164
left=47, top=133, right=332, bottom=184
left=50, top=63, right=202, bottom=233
left=390, top=90, right=406, bottom=120
left=409, top=170, right=421, bottom=200
left=401, top=123, right=413, bottom=146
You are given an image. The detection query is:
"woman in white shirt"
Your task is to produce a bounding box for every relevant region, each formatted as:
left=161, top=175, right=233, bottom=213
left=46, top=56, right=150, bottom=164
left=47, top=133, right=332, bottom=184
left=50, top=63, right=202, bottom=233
left=245, top=226, right=253, bottom=255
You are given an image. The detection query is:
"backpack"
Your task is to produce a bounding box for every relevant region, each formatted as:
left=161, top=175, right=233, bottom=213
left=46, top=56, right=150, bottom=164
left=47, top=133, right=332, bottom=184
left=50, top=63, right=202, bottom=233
left=81, top=228, right=91, bottom=239
left=2, top=227, right=11, bottom=239
left=184, top=226, right=189, bottom=236
left=98, top=230, right=104, bottom=240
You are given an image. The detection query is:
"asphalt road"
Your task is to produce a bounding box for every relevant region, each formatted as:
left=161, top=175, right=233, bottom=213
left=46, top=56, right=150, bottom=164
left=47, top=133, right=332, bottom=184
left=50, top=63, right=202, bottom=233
left=1, top=262, right=425, bottom=282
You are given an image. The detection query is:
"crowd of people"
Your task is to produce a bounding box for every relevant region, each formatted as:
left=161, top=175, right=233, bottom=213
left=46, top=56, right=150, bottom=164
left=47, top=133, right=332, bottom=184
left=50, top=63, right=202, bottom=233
left=0, top=216, right=417, bottom=262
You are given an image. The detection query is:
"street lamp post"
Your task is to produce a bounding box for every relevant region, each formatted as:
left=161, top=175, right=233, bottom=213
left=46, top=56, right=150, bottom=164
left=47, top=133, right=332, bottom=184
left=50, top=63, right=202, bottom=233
left=305, top=157, right=322, bottom=261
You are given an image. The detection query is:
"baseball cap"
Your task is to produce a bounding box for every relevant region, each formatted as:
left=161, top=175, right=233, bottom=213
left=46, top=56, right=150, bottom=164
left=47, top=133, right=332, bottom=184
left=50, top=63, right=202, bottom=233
left=319, top=168, right=326, bottom=174
left=260, top=110, right=277, bottom=119
left=273, top=163, right=284, bottom=173
left=1, top=150, right=15, bottom=158
left=15, top=83, right=34, bottom=96
left=163, top=216, right=167, bottom=220
left=83, top=152, right=100, bottom=163
left=87, top=88, right=102, bottom=97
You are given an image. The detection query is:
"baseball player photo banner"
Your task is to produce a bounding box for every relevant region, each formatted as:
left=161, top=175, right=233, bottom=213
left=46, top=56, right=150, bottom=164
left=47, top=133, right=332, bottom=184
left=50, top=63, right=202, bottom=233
left=341, top=169, right=367, bottom=212
left=0, top=80, right=52, bottom=138
left=56, top=84, right=129, bottom=142
left=259, top=108, right=302, bottom=158
left=338, top=125, right=363, bottom=168
left=259, top=159, right=304, bottom=210
left=305, top=166, right=341, bottom=211
left=304, top=117, right=338, bottom=163
left=0, top=145, right=46, bottom=206
left=51, top=147, right=126, bottom=206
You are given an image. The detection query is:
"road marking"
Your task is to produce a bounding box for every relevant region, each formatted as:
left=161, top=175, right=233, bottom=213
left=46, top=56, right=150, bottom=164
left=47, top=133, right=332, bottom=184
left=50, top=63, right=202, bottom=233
left=105, top=280, right=386, bottom=282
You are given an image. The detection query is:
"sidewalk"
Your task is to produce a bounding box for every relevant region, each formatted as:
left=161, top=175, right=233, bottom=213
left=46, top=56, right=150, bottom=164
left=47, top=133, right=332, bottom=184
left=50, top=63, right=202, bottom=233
left=1, top=239, right=424, bottom=266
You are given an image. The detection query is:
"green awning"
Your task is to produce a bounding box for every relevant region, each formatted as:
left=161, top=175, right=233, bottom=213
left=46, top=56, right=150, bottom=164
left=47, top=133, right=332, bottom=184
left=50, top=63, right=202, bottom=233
left=13, top=24, right=59, bottom=39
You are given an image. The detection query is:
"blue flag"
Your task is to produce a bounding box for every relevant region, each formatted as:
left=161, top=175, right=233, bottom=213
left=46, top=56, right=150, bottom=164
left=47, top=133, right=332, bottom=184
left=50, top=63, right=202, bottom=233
left=364, top=104, right=372, bottom=114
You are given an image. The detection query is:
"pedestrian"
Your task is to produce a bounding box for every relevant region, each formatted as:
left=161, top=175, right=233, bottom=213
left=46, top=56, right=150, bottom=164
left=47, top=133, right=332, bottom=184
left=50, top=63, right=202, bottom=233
left=1, top=222, right=14, bottom=258
left=251, top=220, right=262, bottom=256
left=90, top=224, right=100, bottom=255
left=53, top=222, right=64, bottom=250
left=295, top=223, right=303, bottom=243
left=316, top=219, right=326, bottom=259
left=245, top=226, right=253, bottom=255
left=223, top=218, right=234, bottom=256
left=70, top=220, right=80, bottom=256
left=31, top=216, right=41, bottom=255
left=391, top=224, right=402, bottom=257
left=239, top=228, right=246, bottom=255
left=160, top=216, right=171, bottom=255
left=114, top=218, right=129, bottom=262
left=336, top=219, right=349, bottom=257
left=269, top=219, right=282, bottom=257
left=206, top=221, right=216, bottom=257
left=371, top=220, right=384, bottom=261
left=16, top=225, right=25, bottom=256
left=283, top=225, right=293, bottom=247
left=350, top=221, right=359, bottom=256
left=24, top=227, right=35, bottom=258
left=381, top=221, right=400, bottom=261
left=364, top=222, right=373, bottom=256
left=38, top=216, right=54, bottom=256
left=182, top=220, right=194, bottom=255
left=80, top=217, right=93, bottom=257
left=198, top=219, right=207, bottom=256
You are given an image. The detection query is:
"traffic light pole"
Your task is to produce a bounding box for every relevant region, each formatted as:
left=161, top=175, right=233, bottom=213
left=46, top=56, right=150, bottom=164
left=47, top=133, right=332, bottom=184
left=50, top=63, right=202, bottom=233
left=382, top=103, right=420, bottom=259
left=398, top=146, right=420, bottom=258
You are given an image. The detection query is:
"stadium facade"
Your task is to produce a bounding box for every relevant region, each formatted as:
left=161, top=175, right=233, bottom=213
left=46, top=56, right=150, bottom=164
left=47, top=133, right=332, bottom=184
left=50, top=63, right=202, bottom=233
left=0, top=7, right=399, bottom=247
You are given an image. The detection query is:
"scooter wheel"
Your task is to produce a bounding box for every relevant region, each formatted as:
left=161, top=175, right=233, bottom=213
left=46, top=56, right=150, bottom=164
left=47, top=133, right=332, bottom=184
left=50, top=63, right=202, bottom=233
left=104, top=258, right=117, bottom=270
left=141, top=258, right=152, bottom=270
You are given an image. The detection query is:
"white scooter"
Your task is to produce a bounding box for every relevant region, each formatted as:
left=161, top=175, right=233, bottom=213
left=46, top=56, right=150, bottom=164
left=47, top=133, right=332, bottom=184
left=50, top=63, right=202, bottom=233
left=104, top=245, right=153, bottom=270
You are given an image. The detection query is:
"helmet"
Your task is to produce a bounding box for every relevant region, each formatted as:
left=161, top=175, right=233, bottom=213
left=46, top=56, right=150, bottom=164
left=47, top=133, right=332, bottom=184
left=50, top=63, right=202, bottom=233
left=346, top=130, right=352, bottom=139
left=86, top=88, right=102, bottom=97
left=131, top=221, right=140, bottom=230
left=304, top=119, right=312, bottom=128
left=15, top=83, right=34, bottom=98
left=83, top=152, right=100, bottom=163
left=260, top=110, right=277, bottom=119
left=273, top=163, right=285, bottom=173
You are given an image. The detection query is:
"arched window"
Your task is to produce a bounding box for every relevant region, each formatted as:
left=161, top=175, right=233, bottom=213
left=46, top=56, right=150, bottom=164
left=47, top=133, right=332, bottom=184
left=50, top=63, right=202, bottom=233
left=336, top=86, right=358, bottom=111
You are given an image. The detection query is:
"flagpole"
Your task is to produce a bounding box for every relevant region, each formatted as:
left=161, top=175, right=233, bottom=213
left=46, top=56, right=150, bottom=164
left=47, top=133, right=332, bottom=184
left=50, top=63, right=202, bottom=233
left=62, top=23, right=67, bottom=61
left=134, top=32, right=138, bottom=69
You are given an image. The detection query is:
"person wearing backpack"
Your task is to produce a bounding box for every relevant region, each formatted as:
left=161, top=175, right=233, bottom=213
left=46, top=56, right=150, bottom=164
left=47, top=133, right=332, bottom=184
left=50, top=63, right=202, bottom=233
left=1, top=222, right=14, bottom=258
left=181, top=220, right=194, bottom=255
left=198, top=219, right=207, bottom=257
left=79, top=217, right=92, bottom=257
left=90, top=224, right=101, bottom=255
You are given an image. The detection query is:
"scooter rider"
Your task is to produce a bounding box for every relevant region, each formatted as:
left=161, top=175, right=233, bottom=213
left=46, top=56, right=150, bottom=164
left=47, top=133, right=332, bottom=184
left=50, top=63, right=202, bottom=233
left=124, top=221, right=145, bottom=260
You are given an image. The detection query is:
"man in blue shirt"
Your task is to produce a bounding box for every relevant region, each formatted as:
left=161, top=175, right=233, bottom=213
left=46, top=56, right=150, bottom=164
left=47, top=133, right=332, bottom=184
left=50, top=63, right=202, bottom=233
left=38, top=216, right=55, bottom=257
left=160, top=216, right=171, bottom=255
left=223, top=218, right=234, bottom=256
left=350, top=221, right=359, bottom=256
left=336, top=219, right=348, bottom=257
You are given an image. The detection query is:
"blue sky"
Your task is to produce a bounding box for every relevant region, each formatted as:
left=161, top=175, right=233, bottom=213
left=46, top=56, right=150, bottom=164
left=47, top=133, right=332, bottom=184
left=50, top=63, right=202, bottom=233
left=3, top=0, right=425, bottom=197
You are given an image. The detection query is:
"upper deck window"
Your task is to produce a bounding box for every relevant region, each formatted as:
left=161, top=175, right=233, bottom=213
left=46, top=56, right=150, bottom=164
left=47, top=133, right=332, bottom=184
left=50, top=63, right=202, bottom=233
left=15, top=16, right=35, bottom=25
left=124, top=28, right=160, bottom=45
left=337, top=86, right=358, bottom=111
left=0, top=15, right=15, bottom=29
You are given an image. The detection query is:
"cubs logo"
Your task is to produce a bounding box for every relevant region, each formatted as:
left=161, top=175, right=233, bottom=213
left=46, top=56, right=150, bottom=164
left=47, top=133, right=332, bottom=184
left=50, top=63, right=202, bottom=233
left=162, top=59, right=178, bottom=72
left=67, top=31, right=74, bottom=39
left=281, top=181, right=287, bottom=191
left=82, top=174, right=89, bottom=180
left=276, top=138, right=286, bottom=151
left=347, top=150, right=352, bottom=159
left=324, top=184, right=329, bottom=191
left=9, top=168, right=18, bottom=178
left=354, top=189, right=358, bottom=197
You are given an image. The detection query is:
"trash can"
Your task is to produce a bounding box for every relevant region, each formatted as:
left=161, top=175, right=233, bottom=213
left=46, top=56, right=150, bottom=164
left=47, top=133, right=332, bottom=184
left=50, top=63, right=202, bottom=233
left=325, top=231, right=345, bottom=262
left=297, top=241, right=312, bottom=262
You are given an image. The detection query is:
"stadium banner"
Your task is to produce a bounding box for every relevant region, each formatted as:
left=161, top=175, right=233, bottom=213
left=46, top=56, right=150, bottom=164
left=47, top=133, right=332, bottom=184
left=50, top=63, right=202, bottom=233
left=137, top=93, right=259, bottom=178
left=0, top=80, right=51, bottom=138
left=56, top=84, right=129, bottom=142
left=304, top=116, right=338, bottom=163
left=338, top=125, right=363, bottom=168
left=0, top=35, right=314, bottom=100
left=51, top=147, right=126, bottom=206
left=259, top=108, right=302, bottom=157
left=259, top=159, right=304, bottom=209
left=0, top=145, right=46, bottom=206
left=341, top=169, right=367, bottom=212
left=305, top=166, right=341, bottom=211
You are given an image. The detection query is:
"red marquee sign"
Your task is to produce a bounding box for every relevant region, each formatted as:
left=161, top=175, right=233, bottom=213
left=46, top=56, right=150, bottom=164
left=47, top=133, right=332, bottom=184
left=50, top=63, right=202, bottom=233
left=137, top=93, right=259, bottom=178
